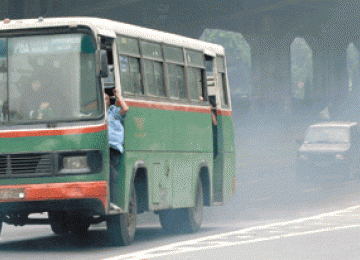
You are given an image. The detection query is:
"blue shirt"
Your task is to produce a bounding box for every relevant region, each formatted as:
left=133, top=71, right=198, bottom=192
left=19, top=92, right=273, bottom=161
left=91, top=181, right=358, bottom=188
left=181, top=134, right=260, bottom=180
left=107, top=105, right=126, bottom=153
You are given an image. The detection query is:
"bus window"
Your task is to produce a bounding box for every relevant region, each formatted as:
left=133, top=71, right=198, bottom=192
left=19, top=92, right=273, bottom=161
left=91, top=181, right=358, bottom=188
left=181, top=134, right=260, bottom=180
left=116, top=36, right=143, bottom=95
left=5, top=34, right=100, bottom=122
left=188, top=67, right=203, bottom=101
left=164, top=45, right=184, bottom=63
left=167, top=63, right=186, bottom=99
left=186, top=50, right=205, bottom=101
left=119, top=56, right=142, bottom=94
left=117, top=36, right=140, bottom=56
left=141, top=41, right=165, bottom=97
left=144, top=59, right=165, bottom=97
left=217, top=73, right=229, bottom=108
left=80, top=37, right=98, bottom=115
left=186, top=50, right=204, bottom=67
left=205, top=57, right=213, bottom=75
left=217, top=56, right=229, bottom=108
left=140, top=41, right=162, bottom=60
left=164, top=46, right=186, bottom=99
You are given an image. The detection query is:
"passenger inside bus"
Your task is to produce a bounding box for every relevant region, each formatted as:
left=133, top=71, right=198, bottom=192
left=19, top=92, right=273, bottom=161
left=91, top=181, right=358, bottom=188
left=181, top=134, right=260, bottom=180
left=13, top=76, right=55, bottom=120
left=13, top=72, right=72, bottom=121
left=105, top=88, right=129, bottom=211
left=27, top=79, right=54, bottom=120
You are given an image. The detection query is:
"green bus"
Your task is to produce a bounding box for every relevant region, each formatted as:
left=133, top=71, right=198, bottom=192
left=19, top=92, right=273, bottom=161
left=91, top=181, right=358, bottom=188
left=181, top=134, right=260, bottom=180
left=0, top=17, right=236, bottom=245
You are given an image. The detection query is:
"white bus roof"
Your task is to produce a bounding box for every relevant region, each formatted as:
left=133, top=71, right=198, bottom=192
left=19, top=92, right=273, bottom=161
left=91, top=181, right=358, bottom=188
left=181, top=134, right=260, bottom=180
left=0, top=17, right=225, bottom=56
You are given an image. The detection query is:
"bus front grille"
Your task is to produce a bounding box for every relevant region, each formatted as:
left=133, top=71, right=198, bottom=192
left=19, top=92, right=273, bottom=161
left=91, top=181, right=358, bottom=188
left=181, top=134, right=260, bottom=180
left=0, top=153, right=53, bottom=176
left=0, top=156, right=7, bottom=175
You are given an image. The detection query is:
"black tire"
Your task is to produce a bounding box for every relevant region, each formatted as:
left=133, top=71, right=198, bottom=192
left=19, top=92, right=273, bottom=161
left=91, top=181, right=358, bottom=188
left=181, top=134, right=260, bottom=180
left=49, top=212, right=70, bottom=235
left=159, top=177, right=203, bottom=233
left=49, top=212, right=90, bottom=236
left=107, top=182, right=137, bottom=246
left=69, top=216, right=91, bottom=235
left=0, top=221, right=2, bottom=236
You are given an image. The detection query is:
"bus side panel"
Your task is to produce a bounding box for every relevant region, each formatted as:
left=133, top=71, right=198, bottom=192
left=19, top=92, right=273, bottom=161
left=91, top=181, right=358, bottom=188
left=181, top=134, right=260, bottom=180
left=223, top=152, right=236, bottom=201
left=118, top=151, right=174, bottom=212
left=120, top=151, right=213, bottom=212
left=221, top=114, right=236, bottom=154
left=170, top=109, right=213, bottom=208
left=124, top=106, right=175, bottom=152
left=122, top=105, right=214, bottom=211
left=172, top=109, right=213, bottom=153
left=170, top=152, right=213, bottom=208
left=213, top=114, right=236, bottom=203
left=121, top=105, right=175, bottom=212
left=221, top=114, right=236, bottom=202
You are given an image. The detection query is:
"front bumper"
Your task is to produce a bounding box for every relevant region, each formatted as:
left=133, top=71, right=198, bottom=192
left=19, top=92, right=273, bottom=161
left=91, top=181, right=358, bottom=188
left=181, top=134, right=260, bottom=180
left=0, top=181, right=108, bottom=215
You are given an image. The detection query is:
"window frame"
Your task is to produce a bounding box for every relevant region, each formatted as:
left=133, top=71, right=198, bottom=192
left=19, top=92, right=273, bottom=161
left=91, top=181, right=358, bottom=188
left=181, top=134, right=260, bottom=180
left=116, top=35, right=144, bottom=96
left=216, top=55, right=230, bottom=108
left=185, top=49, right=206, bottom=103
left=140, top=40, right=166, bottom=98
left=115, top=34, right=212, bottom=106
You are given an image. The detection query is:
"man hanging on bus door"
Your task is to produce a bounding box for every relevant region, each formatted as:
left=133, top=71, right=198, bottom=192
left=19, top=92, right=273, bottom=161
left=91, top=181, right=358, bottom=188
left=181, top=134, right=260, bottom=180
left=105, top=88, right=129, bottom=211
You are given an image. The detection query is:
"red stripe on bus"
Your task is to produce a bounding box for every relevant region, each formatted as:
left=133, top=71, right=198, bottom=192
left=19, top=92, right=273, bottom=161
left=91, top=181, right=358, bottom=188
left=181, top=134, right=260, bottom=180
left=217, top=110, right=232, bottom=116
left=126, top=100, right=232, bottom=115
left=0, top=124, right=107, bottom=138
left=0, top=181, right=108, bottom=206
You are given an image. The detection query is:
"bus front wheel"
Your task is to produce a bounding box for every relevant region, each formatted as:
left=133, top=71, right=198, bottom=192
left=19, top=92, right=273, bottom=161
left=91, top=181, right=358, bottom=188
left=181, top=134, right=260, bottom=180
left=49, top=212, right=90, bottom=235
left=107, top=182, right=137, bottom=246
left=49, top=212, right=70, bottom=235
left=159, top=177, right=203, bottom=233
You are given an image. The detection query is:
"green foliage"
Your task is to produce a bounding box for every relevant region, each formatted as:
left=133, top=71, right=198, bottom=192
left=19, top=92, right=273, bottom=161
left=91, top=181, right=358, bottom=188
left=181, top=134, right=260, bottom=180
left=291, top=38, right=313, bottom=100
left=200, top=29, right=251, bottom=95
left=200, top=29, right=251, bottom=68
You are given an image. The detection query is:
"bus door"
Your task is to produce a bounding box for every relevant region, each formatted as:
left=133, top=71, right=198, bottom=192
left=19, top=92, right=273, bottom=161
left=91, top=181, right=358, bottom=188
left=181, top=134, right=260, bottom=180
left=205, top=56, right=225, bottom=204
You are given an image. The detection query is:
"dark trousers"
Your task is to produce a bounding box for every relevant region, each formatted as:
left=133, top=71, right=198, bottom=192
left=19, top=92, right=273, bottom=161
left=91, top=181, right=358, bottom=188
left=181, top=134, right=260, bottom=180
left=110, top=148, right=122, bottom=203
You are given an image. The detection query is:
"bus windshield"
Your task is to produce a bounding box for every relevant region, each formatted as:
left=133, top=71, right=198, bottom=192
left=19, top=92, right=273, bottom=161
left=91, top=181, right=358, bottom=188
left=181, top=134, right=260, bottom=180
left=0, top=33, right=102, bottom=124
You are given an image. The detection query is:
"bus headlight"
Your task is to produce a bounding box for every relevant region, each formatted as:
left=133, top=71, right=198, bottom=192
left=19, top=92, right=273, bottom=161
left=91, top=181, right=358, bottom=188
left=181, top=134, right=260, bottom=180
left=58, top=150, right=102, bottom=174
left=60, top=156, right=91, bottom=174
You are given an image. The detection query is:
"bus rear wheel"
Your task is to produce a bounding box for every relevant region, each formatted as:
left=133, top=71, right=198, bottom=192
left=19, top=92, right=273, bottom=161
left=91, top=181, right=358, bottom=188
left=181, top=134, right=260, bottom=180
left=159, top=177, right=203, bottom=233
left=107, top=182, right=137, bottom=246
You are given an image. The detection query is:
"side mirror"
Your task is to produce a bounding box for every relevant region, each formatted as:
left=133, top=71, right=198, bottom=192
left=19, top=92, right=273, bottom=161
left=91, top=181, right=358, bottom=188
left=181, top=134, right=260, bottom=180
left=97, top=50, right=109, bottom=78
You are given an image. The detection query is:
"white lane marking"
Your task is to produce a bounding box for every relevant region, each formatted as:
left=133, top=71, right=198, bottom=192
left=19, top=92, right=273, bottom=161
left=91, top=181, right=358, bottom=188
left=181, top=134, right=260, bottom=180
left=237, top=235, right=253, bottom=238
left=103, top=206, right=360, bottom=260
